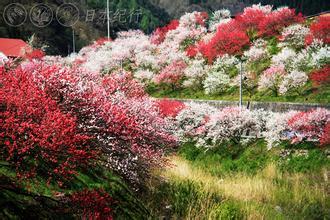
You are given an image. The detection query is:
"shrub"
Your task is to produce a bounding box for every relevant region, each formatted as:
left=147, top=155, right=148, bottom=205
left=278, top=149, right=328, bottom=173
left=151, top=20, right=180, bottom=45
left=199, top=20, right=250, bottom=63
left=287, top=108, right=329, bottom=145
left=235, top=4, right=272, bottom=34
left=259, top=8, right=304, bottom=37
left=156, top=99, right=185, bottom=118
left=258, top=64, right=286, bottom=96
left=306, top=16, right=330, bottom=45
left=309, top=65, right=330, bottom=87
left=0, top=65, right=95, bottom=183
left=154, top=60, right=187, bottom=88
left=15, top=62, right=176, bottom=186
left=69, top=189, right=114, bottom=220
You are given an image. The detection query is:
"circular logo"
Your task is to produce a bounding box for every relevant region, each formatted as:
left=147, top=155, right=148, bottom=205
left=56, top=3, right=80, bottom=27
left=30, top=4, right=53, bottom=27
left=3, top=3, right=27, bottom=27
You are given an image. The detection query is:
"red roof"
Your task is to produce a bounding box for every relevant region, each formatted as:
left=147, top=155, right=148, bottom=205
left=0, top=38, right=31, bottom=57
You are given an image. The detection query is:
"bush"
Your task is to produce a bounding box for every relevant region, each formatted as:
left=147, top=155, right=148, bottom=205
left=0, top=65, right=95, bottom=184
left=310, top=65, right=330, bottom=87
left=199, top=20, right=250, bottom=63
left=150, top=20, right=180, bottom=45
left=306, top=16, right=330, bottom=45
left=259, top=8, right=304, bottom=37
left=156, top=99, right=185, bottom=118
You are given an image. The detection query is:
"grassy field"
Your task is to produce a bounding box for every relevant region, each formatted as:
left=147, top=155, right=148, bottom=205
left=147, top=83, right=330, bottom=104
left=145, top=141, right=330, bottom=219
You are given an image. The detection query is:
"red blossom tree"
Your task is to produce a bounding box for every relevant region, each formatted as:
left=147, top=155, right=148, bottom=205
left=195, top=12, right=209, bottom=26
left=310, top=65, right=330, bottom=87
left=287, top=108, right=329, bottom=145
left=320, top=123, right=330, bottom=146
left=258, top=8, right=304, bottom=37
left=306, top=16, right=330, bottom=45
left=151, top=20, right=180, bottom=45
left=0, top=65, right=95, bottom=183
left=156, top=99, right=185, bottom=118
left=19, top=62, right=176, bottom=186
left=186, top=45, right=199, bottom=58
left=199, top=20, right=250, bottom=63
left=235, top=6, right=268, bottom=34
left=69, top=189, right=114, bottom=220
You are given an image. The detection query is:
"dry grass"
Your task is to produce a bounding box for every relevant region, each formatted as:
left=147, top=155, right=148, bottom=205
left=160, top=156, right=328, bottom=219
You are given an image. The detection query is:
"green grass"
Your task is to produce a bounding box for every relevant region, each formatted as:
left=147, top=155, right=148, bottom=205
left=147, top=83, right=330, bottom=104
left=146, top=141, right=330, bottom=219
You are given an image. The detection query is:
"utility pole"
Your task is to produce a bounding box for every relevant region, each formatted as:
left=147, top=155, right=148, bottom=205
left=107, top=0, right=110, bottom=39
left=239, top=61, right=243, bottom=109
left=72, top=29, right=76, bottom=53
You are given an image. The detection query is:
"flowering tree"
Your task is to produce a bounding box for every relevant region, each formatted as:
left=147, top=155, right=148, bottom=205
left=258, top=7, right=304, bottom=37
left=16, top=62, right=176, bottom=186
left=151, top=20, right=180, bottom=45
left=306, top=16, right=330, bottom=45
left=69, top=189, right=114, bottom=220
left=263, top=111, right=297, bottom=149
left=244, top=39, right=269, bottom=62
left=175, top=103, right=217, bottom=142
left=199, top=20, right=250, bottom=63
left=279, top=70, right=308, bottom=95
left=208, top=9, right=231, bottom=32
left=156, top=99, right=185, bottom=118
left=287, top=108, right=329, bottom=144
left=183, top=59, right=209, bottom=88
left=236, top=4, right=272, bottom=37
left=204, top=107, right=259, bottom=147
left=258, top=65, right=286, bottom=96
left=154, top=60, right=187, bottom=89
left=279, top=24, right=310, bottom=49
left=203, top=55, right=238, bottom=95
left=0, top=65, right=95, bottom=184
left=310, top=65, right=330, bottom=87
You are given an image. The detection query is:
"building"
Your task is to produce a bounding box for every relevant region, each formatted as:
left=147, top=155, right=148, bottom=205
left=0, top=38, right=31, bottom=58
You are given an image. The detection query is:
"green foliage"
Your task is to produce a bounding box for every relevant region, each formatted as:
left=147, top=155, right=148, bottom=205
left=210, top=201, right=243, bottom=220
left=179, top=140, right=272, bottom=176
left=0, top=162, right=149, bottom=219
left=277, top=149, right=329, bottom=173
left=145, top=178, right=228, bottom=219
left=267, top=37, right=281, bottom=55
left=149, top=81, right=330, bottom=103
left=178, top=140, right=329, bottom=177
left=181, top=38, right=196, bottom=50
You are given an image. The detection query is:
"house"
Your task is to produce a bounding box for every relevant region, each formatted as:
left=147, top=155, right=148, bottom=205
left=0, top=38, right=31, bottom=58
